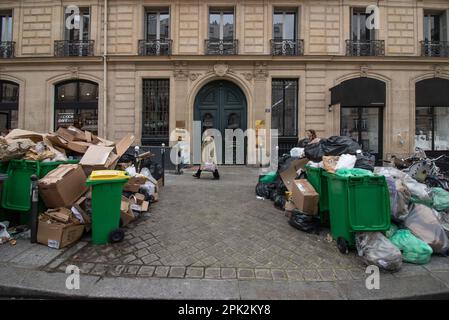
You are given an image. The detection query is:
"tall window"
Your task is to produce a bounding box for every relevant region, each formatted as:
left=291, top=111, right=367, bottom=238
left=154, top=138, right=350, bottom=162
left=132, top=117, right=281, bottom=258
left=351, top=8, right=375, bottom=42
left=271, top=79, right=298, bottom=137
left=424, top=11, right=448, bottom=42
left=55, top=80, right=98, bottom=134
left=0, top=11, right=12, bottom=42
left=64, top=7, right=90, bottom=41
left=0, top=81, right=18, bottom=133
left=142, top=79, right=170, bottom=144
left=146, top=9, right=170, bottom=40
left=209, top=9, right=234, bottom=41
left=273, top=10, right=296, bottom=40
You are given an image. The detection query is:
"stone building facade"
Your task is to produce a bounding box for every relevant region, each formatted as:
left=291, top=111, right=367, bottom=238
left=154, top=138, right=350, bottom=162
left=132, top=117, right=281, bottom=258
left=0, top=0, right=448, bottom=162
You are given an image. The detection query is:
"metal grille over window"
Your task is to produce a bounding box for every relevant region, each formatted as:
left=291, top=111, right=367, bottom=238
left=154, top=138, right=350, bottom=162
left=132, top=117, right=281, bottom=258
left=142, top=79, right=170, bottom=145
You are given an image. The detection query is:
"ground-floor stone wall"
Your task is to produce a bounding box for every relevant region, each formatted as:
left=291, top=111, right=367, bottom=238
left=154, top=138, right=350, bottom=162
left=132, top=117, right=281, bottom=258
left=1, top=59, right=448, bottom=160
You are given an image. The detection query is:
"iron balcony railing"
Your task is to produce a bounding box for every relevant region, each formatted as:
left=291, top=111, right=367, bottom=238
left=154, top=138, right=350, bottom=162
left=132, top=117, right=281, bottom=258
left=271, top=39, right=304, bottom=56
left=54, top=40, right=95, bottom=57
left=346, top=40, right=385, bottom=56
left=420, top=41, right=449, bottom=57
left=0, top=41, right=15, bottom=58
left=138, top=39, right=172, bottom=56
left=205, top=39, right=238, bottom=55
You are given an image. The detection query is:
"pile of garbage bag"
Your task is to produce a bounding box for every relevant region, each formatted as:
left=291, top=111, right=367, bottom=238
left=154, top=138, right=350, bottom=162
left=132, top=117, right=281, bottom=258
left=305, top=136, right=361, bottom=162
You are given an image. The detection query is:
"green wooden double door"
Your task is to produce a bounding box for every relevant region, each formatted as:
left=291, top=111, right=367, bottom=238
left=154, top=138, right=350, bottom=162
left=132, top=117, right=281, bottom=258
left=194, top=80, right=247, bottom=164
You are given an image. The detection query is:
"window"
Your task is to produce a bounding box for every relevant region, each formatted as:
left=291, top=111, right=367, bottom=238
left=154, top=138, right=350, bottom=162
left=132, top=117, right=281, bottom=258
left=209, top=9, right=234, bottom=41
left=0, top=11, right=12, bottom=42
left=273, top=10, right=297, bottom=40
left=0, top=80, right=18, bottom=133
left=55, top=80, right=98, bottom=134
left=271, top=79, right=298, bottom=137
left=146, top=9, right=170, bottom=40
left=424, top=11, right=448, bottom=42
left=416, top=106, right=449, bottom=151
left=142, top=79, right=170, bottom=144
left=351, top=8, right=375, bottom=41
left=64, top=7, right=90, bottom=41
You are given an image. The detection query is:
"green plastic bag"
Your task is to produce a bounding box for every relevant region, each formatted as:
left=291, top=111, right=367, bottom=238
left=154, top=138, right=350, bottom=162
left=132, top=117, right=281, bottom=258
left=259, top=171, right=278, bottom=183
left=432, top=188, right=449, bottom=211
left=390, top=229, right=433, bottom=265
left=335, top=168, right=374, bottom=177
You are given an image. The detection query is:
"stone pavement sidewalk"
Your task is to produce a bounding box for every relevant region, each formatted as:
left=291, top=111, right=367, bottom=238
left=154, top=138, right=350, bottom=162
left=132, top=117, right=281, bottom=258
left=1, top=166, right=449, bottom=299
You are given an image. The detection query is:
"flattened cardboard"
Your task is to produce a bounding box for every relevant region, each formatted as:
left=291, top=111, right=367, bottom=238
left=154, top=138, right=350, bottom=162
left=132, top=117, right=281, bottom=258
left=114, top=133, right=135, bottom=158
left=37, top=220, right=84, bottom=249
left=280, top=158, right=309, bottom=192
left=80, top=146, right=114, bottom=166
left=5, top=129, right=44, bottom=142
left=38, top=164, right=88, bottom=208
left=45, top=134, right=68, bottom=149
left=56, top=127, right=76, bottom=142
left=85, top=131, right=92, bottom=142
left=72, top=196, right=91, bottom=232
left=45, top=208, right=72, bottom=223
left=291, top=179, right=319, bottom=215
left=67, top=141, right=92, bottom=154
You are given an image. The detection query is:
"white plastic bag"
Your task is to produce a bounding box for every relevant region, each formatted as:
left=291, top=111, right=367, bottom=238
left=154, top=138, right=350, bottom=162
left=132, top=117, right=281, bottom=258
left=125, top=165, right=137, bottom=177
left=0, top=222, right=11, bottom=244
left=290, top=147, right=305, bottom=158
left=355, top=232, right=402, bottom=271
left=402, top=174, right=432, bottom=203
left=335, top=154, right=357, bottom=171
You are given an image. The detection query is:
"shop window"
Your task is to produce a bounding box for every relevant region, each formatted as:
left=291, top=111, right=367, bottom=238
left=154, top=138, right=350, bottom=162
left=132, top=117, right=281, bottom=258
left=271, top=79, right=298, bottom=137
left=54, top=80, right=98, bottom=134
left=0, top=80, right=18, bottom=134
left=416, top=106, right=449, bottom=151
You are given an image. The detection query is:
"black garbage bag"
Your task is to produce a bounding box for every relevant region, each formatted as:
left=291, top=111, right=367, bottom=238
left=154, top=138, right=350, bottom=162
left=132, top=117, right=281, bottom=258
left=278, top=155, right=301, bottom=174
left=140, top=160, right=163, bottom=180
left=354, top=152, right=376, bottom=171
left=119, top=149, right=136, bottom=163
left=321, top=136, right=361, bottom=156
left=274, top=194, right=286, bottom=210
left=256, top=182, right=276, bottom=200
left=288, top=209, right=320, bottom=234
left=275, top=177, right=288, bottom=196
left=297, top=138, right=309, bottom=148
left=304, top=141, right=325, bottom=162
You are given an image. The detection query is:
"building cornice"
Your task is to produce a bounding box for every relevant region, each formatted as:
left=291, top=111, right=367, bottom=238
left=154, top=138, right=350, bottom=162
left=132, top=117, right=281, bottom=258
left=0, top=55, right=448, bottom=65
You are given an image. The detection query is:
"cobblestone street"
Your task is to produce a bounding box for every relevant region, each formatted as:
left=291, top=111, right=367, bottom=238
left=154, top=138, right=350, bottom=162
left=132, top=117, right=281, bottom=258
left=52, top=166, right=369, bottom=280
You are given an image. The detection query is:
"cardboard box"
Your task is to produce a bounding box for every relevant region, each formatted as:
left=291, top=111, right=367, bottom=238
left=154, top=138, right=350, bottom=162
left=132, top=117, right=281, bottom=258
left=133, top=193, right=145, bottom=205
left=56, top=127, right=76, bottom=142
left=38, top=164, right=88, bottom=208
left=120, top=196, right=135, bottom=227
left=71, top=196, right=91, bottom=232
left=114, top=133, right=135, bottom=158
left=280, top=158, right=309, bottom=192
left=291, top=179, right=319, bottom=215
left=284, top=200, right=297, bottom=212
left=37, top=220, right=84, bottom=249
left=130, top=201, right=149, bottom=213
left=123, top=183, right=140, bottom=193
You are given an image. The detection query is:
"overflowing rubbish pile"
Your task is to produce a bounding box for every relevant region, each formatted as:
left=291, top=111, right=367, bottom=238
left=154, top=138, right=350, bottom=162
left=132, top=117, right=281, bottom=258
left=0, top=127, right=164, bottom=249
left=256, top=135, right=449, bottom=272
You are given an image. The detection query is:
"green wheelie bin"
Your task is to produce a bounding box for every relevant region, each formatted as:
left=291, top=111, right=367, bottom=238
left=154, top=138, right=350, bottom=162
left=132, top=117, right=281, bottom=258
left=86, top=171, right=129, bottom=245
left=324, top=169, right=391, bottom=254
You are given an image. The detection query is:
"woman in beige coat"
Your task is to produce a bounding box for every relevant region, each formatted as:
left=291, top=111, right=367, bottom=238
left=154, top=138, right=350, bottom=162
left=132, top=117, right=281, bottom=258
left=193, top=136, right=220, bottom=179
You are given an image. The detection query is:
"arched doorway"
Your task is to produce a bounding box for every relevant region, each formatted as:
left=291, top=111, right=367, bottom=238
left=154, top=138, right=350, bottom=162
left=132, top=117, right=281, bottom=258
left=0, top=80, right=19, bottom=134
left=194, top=80, right=247, bottom=164
left=331, top=77, right=386, bottom=160
left=415, top=77, right=449, bottom=156
left=54, top=80, right=99, bottom=134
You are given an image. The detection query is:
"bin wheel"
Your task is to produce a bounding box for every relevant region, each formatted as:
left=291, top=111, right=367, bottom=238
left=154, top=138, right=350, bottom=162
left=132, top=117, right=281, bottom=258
left=109, top=229, right=125, bottom=243
left=337, top=237, right=349, bottom=255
